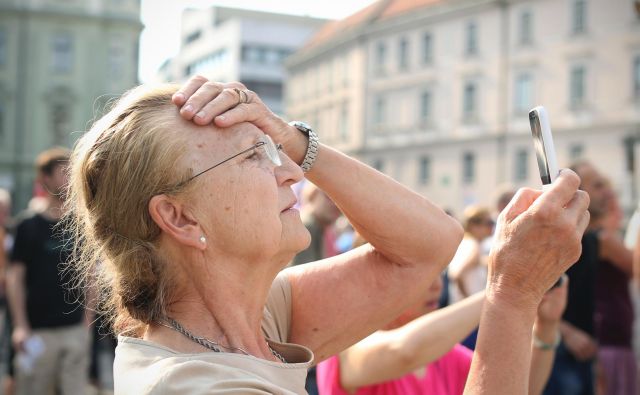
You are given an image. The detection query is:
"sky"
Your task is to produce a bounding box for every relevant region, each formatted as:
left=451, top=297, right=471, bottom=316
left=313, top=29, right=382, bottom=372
left=139, top=0, right=377, bottom=83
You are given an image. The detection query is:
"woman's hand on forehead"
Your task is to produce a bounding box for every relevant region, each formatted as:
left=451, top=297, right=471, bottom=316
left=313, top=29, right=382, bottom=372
left=172, top=76, right=292, bottom=146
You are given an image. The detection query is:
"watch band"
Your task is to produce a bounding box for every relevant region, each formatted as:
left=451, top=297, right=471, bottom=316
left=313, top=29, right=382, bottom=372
left=289, top=121, right=319, bottom=173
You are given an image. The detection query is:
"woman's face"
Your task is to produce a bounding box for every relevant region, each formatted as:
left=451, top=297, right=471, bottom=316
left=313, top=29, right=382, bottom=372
left=179, top=119, right=310, bottom=262
left=469, top=216, right=494, bottom=240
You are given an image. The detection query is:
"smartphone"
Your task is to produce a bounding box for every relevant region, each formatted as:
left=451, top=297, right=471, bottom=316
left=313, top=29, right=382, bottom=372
left=529, top=106, right=563, bottom=290
left=529, top=106, right=559, bottom=188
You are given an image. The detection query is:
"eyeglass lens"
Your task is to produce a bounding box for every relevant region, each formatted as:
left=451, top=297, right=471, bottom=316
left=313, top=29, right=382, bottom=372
left=263, top=135, right=282, bottom=167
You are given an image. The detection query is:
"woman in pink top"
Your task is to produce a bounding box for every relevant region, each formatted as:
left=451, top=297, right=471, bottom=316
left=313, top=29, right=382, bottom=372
left=318, top=273, right=568, bottom=395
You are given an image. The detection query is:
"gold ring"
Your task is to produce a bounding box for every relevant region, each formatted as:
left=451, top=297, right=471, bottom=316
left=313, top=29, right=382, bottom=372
left=242, top=89, right=251, bottom=104
left=233, top=88, right=243, bottom=106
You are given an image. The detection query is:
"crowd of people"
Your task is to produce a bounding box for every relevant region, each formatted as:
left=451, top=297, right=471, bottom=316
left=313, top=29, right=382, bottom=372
left=0, top=75, right=632, bottom=395
left=294, top=161, right=639, bottom=395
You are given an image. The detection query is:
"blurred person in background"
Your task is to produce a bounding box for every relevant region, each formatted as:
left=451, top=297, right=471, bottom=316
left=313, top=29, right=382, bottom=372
left=333, top=216, right=354, bottom=255
left=317, top=233, right=568, bottom=395
left=626, top=199, right=640, bottom=384
left=481, top=187, right=516, bottom=268
left=6, top=148, right=91, bottom=395
left=291, top=182, right=341, bottom=266
left=0, top=189, right=10, bottom=300
left=591, top=177, right=635, bottom=395
left=448, top=206, right=494, bottom=303
left=0, top=189, right=11, bottom=394
left=543, top=161, right=610, bottom=395
left=447, top=205, right=494, bottom=350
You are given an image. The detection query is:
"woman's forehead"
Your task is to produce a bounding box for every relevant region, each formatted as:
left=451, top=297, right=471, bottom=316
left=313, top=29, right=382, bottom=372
left=184, top=121, right=264, bottom=154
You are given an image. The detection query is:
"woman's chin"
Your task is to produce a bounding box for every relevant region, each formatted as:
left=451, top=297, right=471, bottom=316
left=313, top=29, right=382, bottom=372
left=272, top=228, right=311, bottom=264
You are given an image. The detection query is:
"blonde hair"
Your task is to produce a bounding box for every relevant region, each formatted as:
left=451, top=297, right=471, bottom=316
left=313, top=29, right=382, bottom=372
left=65, top=84, right=192, bottom=336
left=462, top=205, right=492, bottom=232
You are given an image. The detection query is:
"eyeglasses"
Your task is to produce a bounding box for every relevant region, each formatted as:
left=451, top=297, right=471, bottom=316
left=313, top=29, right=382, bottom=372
left=176, top=135, right=283, bottom=188
left=483, top=219, right=496, bottom=227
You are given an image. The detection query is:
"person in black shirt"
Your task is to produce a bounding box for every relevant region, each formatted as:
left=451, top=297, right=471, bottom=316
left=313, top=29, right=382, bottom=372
left=6, top=147, right=90, bottom=395
left=544, top=161, right=613, bottom=395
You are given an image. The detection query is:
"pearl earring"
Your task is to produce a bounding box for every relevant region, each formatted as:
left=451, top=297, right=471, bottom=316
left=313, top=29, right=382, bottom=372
left=199, top=236, right=206, bottom=244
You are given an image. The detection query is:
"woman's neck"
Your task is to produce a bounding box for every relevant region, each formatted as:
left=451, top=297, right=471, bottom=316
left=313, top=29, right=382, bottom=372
left=144, top=254, right=282, bottom=361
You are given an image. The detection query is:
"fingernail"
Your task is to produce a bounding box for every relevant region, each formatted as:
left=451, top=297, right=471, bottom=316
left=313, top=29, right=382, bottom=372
left=182, top=104, right=193, bottom=113
left=174, top=93, right=185, bottom=102
left=195, top=111, right=205, bottom=120
left=217, top=115, right=226, bottom=122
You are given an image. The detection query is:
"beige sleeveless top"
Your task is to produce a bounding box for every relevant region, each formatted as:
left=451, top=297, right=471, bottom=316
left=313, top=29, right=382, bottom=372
left=113, top=274, right=313, bottom=394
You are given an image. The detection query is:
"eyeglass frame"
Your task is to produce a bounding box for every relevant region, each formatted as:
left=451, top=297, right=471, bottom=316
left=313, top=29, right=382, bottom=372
left=175, top=135, right=283, bottom=189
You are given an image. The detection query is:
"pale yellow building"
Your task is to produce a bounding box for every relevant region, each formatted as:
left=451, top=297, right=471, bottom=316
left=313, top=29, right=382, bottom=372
left=286, top=0, right=640, bottom=215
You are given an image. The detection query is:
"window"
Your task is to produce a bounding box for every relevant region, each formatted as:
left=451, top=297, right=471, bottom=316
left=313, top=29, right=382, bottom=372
left=376, top=42, right=386, bottom=74
left=634, top=55, right=640, bottom=100
left=242, top=46, right=268, bottom=64
left=339, top=102, right=349, bottom=142
left=0, top=29, right=6, bottom=67
left=266, top=49, right=280, bottom=65
left=256, top=47, right=267, bottom=64
left=186, top=49, right=229, bottom=76
left=462, top=152, right=475, bottom=184
left=570, top=65, right=586, bottom=108
left=465, top=21, right=478, bottom=56
left=51, top=103, right=70, bottom=145
left=398, top=37, right=409, bottom=70
left=420, top=90, right=432, bottom=124
left=241, top=46, right=253, bottom=62
left=277, top=49, right=291, bottom=62
left=422, top=33, right=433, bottom=64
left=343, top=55, right=349, bottom=86
left=374, top=96, right=386, bottom=126
left=52, top=33, right=73, bottom=73
left=569, top=144, right=584, bottom=160
left=185, top=30, right=201, bottom=44
left=515, top=149, right=528, bottom=181
left=572, top=0, right=587, bottom=34
left=515, top=73, right=533, bottom=113
left=519, top=11, right=533, bottom=45
left=463, top=82, right=477, bottom=118
left=243, top=81, right=281, bottom=101
left=108, top=43, right=125, bottom=80
left=419, top=156, right=431, bottom=185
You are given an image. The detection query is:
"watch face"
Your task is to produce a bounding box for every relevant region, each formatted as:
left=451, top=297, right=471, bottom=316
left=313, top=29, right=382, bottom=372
left=292, top=121, right=312, bottom=133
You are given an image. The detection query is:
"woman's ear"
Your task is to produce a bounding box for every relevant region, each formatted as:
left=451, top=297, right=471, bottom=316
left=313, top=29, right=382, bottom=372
left=149, top=195, right=206, bottom=250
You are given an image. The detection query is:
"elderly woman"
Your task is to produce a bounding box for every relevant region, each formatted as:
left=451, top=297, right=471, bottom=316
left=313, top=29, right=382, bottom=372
left=66, top=76, right=589, bottom=394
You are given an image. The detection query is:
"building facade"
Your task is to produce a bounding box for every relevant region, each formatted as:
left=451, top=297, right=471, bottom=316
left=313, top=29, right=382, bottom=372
left=286, top=0, right=640, bottom=215
left=157, top=6, right=327, bottom=115
left=0, top=0, right=142, bottom=211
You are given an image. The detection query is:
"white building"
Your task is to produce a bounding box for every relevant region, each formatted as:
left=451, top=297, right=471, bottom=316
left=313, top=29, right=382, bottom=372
left=158, top=6, right=327, bottom=115
left=286, top=0, right=640, bottom=215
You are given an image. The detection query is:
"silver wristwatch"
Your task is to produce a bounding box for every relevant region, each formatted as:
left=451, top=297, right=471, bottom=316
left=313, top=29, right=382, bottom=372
left=289, top=121, right=319, bottom=173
